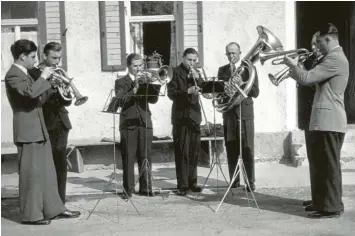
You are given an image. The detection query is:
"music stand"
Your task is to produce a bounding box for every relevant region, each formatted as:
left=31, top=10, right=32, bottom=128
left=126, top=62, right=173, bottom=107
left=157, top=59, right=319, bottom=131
left=215, top=105, right=260, bottom=213
left=197, top=78, right=232, bottom=197
left=131, top=82, right=169, bottom=198
left=87, top=89, right=140, bottom=222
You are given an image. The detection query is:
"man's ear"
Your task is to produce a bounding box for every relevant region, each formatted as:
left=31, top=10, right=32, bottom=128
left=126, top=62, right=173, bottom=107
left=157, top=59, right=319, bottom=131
left=325, top=36, right=330, bottom=43
left=19, top=53, right=26, bottom=61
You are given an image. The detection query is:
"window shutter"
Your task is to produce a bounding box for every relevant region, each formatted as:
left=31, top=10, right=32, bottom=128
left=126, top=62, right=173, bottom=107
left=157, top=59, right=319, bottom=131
left=176, top=1, right=204, bottom=66
left=38, top=1, right=67, bottom=70
left=99, top=1, right=126, bottom=72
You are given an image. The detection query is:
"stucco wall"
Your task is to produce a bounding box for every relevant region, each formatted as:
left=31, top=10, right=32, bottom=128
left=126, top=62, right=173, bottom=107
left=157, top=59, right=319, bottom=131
left=1, top=1, right=295, bottom=144
left=202, top=1, right=292, bottom=132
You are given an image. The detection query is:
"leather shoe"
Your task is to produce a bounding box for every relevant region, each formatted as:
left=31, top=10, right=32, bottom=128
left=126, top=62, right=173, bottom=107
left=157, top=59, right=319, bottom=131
left=52, top=210, right=81, bottom=220
left=22, top=219, right=51, bottom=225
left=245, top=183, right=255, bottom=192
left=303, top=200, right=312, bottom=206
left=308, top=211, right=341, bottom=219
left=190, top=186, right=202, bottom=193
left=138, top=191, right=155, bottom=197
left=305, top=204, right=317, bottom=212
left=231, top=182, right=240, bottom=188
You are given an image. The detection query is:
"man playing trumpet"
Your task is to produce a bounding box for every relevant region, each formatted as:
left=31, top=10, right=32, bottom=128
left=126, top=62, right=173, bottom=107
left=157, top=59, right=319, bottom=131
left=115, top=53, right=159, bottom=198
left=167, top=48, right=203, bottom=196
left=28, top=42, right=74, bottom=206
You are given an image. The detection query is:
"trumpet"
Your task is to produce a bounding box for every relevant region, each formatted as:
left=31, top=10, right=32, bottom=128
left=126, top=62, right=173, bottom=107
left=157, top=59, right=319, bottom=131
left=136, top=65, right=173, bottom=85
left=259, top=48, right=311, bottom=65
left=50, top=66, right=88, bottom=106
left=264, top=50, right=316, bottom=86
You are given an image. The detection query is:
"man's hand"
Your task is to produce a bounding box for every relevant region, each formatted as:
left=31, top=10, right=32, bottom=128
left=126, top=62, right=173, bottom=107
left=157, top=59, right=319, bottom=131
left=49, top=78, right=61, bottom=88
left=188, top=86, right=200, bottom=95
left=232, top=74, right=243, bottom=86
left=284, top=55, right=299, bottom=68
left=41, top=67, right=54, bottom=79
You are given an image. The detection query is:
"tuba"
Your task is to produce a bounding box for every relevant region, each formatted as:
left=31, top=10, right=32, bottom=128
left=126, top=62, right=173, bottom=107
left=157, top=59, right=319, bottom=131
left=51, top=67, right=88, bottom=106
left=259, top=49, right=314, bottom=86
left=212, top=26, right=284, bottom=113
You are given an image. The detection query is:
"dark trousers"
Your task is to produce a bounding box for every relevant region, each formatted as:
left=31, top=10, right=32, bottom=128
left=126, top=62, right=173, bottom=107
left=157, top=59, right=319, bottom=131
left=17, top=141, right=65, bottom=222
left=48, top=122, right=69, bottom=204
left=312, top=131, right=345, bottom=213
left=225, top=119, right=255, bottom=186
left=120, top=126, right=153, bottom=194
left=305, top=129, right=316, bottom=203
left=172, top=123, right=200, bottom=189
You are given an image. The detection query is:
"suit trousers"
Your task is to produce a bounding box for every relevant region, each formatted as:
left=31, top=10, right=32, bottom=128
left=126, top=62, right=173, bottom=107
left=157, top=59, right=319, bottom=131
left=120, top=126, right=153, bottom=194
left=225, top=119, right=255, bottom=186
left=304, top=129, right=316, bottom=203
left=172, top=123, right=200, bottom=189
left=48, top=121, right=69, bottom=204
left=312, top=131, right=345, bottom=213
left=17, top=141, right=65, bottom=222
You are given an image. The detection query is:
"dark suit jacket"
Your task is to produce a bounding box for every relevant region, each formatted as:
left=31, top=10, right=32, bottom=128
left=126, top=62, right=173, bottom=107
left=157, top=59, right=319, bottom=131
left=291, top=47, right=349, bottom=133
left=217, top=62, right=260, bottom=120
left=5, top=64, right=53, bottom=143
left=28, top=67, right=72, bottom=130
left=167, top=63, right=203, bottom=126
left=115, top=74, right=158, bottom=130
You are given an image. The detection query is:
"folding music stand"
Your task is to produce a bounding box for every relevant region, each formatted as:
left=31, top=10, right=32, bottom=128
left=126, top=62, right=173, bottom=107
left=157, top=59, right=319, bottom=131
left=215, top=105, right=260, bottom=213
left=130, top=83, right=170, bottom=198
left=197, top=77, right=232, bottom=197
left=87, top=89, right=140, bottom=222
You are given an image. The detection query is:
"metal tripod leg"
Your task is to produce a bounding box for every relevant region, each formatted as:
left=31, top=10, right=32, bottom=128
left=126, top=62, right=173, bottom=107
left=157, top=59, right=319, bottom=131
left=197, top=155, right=232, bottom=198
left=87, top=171, right=141, bottom=221
left=215, top=159, right=260, bottom=213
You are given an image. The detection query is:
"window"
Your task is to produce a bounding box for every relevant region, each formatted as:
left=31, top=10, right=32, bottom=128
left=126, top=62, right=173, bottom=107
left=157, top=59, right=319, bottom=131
left=1, top=1, right=67, bottom=78
left=99, top=1, right=204, bottom=72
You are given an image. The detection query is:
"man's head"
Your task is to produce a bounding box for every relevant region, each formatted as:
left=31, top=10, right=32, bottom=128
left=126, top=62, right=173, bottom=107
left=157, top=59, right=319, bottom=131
left=315, top=23, right=339, bottom=55
left=43, top=42, right=62, bottom=67
left=10, top=39, right=38, bottom=69
left=311, top=31, right=321, bottom=57
left=127, top=53, right=144, bottom=76
left=182, top=48, right=198, bottom=69
left=225, top=42, right=241, bottom=64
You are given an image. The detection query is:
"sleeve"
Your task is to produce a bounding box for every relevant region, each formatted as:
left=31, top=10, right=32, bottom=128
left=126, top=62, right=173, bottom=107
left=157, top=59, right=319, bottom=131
left=248, top=66, right=259, bottom=98
left=167, top=70, right=189, bottom=101
left=290, top=54, right=338, bottom=86
left=6, top=74, right=52, bottom=99
left=115, top=78, right=135, bottom=107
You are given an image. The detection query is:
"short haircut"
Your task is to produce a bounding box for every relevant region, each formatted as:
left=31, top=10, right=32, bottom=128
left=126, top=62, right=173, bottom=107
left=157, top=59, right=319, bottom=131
left=126, top=53, right=142, bottom=66
left=43, top=42, right=62, bottom=55
left=183, top=48, right=198, bottom=57
left=225, top=42, right=241, bottom=51
left=318, top=23, right=339, bottom=39
left=10, top=39, right=37, bottom=60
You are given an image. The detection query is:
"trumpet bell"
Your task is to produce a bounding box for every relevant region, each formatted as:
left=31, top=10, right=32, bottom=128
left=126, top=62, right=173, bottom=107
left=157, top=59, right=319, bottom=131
left=259, top=48, right=310, bottom=65
left=74, top=95, right=88, bottom=106
left=157, top=65, right=173, bottom=83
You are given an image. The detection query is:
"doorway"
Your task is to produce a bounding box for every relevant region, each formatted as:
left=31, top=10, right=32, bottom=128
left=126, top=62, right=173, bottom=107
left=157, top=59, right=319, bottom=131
left=296, top=1, right=355, bottom=125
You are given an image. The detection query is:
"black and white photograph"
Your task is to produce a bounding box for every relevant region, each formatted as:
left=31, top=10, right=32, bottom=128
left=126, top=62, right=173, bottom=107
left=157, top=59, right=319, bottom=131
left=1, top=0, right=355, bottom=235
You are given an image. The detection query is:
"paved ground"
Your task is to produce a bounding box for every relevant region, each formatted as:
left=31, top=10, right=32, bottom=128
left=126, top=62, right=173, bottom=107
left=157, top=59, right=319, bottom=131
left=2, top=162, right=355, bottom=236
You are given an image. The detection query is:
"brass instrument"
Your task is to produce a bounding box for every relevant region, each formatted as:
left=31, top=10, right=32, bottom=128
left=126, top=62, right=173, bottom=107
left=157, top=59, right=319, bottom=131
left=212, top=26, right=284, bottom=113
left=188, top=64, right=211, bottom=134
left=136, top=65, right=173, bottom=85
left=51, top=67, right=88, bottom=106
left=259, top=49, right=314, bottom=86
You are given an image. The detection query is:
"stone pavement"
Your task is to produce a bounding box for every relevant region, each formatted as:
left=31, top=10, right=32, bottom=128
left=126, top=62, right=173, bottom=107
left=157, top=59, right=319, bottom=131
left=2, top=162, right=355, bottom=236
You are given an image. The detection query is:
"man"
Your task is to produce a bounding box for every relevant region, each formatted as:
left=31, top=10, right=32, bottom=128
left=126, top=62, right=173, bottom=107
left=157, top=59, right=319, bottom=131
left=217, top=42, right=259, bottom=192
left=5, top=39, right=80, bottom=225
left=115, top=53, right=159, bottom=198
left=167, top=48, right=203, bottom=196
left=298, top=32, right=324, bottom=210
left=284, top=23, right=348, bottom=218
left=28, top=42, right=72, bottom=204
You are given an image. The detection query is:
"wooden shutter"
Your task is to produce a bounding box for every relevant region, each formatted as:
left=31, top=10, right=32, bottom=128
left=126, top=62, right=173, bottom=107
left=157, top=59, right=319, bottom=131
left=176, top=1, right=204, bottom=66
left=99, top=1, right=126, bottom=72
left=38, top=1, right=67, bottom=70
